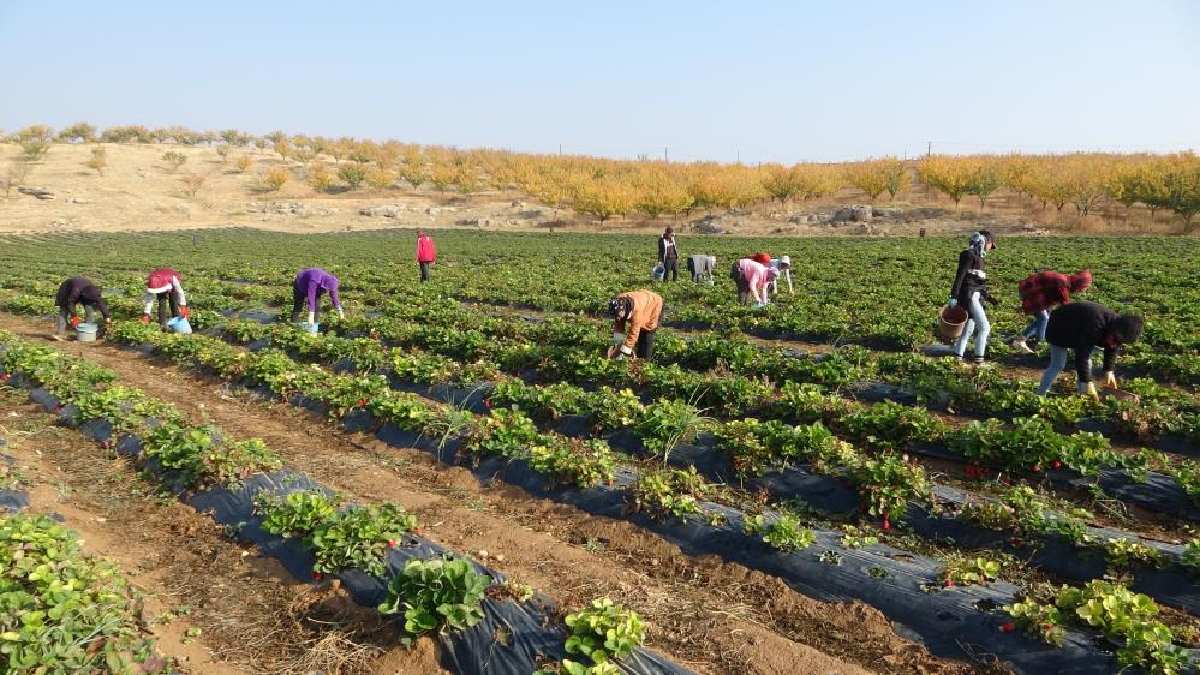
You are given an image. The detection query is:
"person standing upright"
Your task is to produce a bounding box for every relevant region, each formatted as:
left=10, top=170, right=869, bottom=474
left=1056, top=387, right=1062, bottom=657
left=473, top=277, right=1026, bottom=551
left=416, top=230, right=437, bottom=282
left=657, top=228, right=679, bottom=282
left=949, top=231, right=998, bottom=364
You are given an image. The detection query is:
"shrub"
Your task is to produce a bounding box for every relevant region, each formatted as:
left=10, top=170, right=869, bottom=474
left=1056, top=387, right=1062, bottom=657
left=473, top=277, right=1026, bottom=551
left=179, top=172, right=206, bottom=197
left=99, top=125, right=153, bottom=144
left=366, top=167, right=396, bottom=190
left=57, top=122, right=96, bottom=143
left=82, top=145, right=107, bottom=176
left=338, top=164, right=367, bottom=189
left=234, top=155, right=253, bottom=173
left=261, top=166, right=290, bottom=191
left=307, top=163, right=335, bottom=192
left=161, top=150, right=187, bottom=172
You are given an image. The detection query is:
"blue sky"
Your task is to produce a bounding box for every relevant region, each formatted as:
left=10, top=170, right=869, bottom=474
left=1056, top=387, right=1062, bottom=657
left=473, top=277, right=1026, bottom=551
left=1, top=1, right=1196, bottom=163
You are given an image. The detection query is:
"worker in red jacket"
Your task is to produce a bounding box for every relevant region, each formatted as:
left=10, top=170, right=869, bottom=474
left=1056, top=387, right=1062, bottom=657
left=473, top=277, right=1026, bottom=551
left=141, top=267, right=188, bottom=328
left=1010, top=269, right=1092, bottom=353
left=416, top=231, right=436, bottom=282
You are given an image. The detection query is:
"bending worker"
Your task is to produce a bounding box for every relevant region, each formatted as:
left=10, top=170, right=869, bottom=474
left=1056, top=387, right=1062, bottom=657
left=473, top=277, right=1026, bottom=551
left=142, top=267, right=189, bottom=327
left=687, top=255, right=716, bottom=284
left=1011, top=269, right=1092, bottom=353
left=769, top=255, right=794, bottom=295
left=607, top=289, right=663, bottom=360
left=54, top=276, right=111, bottom=340
left=735, top=257, right=778, bottom=307
left=1036, top=300, right=1143, bottom=399
left=292, top=267, right=345, bottom=325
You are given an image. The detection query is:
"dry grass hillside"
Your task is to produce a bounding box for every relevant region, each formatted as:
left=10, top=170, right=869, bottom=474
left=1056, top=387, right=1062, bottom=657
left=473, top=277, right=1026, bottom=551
left=0, top=141, right=1189, bottom=237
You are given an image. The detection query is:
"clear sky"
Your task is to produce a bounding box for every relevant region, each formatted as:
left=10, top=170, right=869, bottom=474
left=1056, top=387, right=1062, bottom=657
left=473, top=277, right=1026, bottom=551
left=1, top=1, right=1196, bottom=163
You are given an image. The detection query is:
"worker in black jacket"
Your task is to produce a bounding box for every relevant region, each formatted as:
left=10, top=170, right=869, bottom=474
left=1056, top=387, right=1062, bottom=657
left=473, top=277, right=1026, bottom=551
left=54, top=277, right=111, bottom=340
left=657, top=228, right=679, bottom=282
left=1036, top=300, right=1143, bottom=399
left=948, top=230, right=998, bottom=364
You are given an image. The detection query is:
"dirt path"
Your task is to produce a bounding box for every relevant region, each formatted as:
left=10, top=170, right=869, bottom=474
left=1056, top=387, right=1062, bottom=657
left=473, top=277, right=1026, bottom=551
left=0, top=386, right=445, bottom=675
left=0, top=312, right=998, bottom=675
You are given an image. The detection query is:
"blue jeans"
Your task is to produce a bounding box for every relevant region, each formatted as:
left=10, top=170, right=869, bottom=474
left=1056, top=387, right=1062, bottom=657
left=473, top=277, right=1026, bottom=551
left=953, top=291, right=990, bottom=358
left=1038, top=344, right=1095, bottom=394
left=1022, top=310, right=1049, bottom=341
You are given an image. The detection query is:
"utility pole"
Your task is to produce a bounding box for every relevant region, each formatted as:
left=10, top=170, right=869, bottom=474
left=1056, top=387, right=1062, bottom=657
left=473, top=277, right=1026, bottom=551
left=664, top=146, right=669, bottom=163
left=558, top=143, right=562, bottom=156
left=926, top=141, right=932, bottom=157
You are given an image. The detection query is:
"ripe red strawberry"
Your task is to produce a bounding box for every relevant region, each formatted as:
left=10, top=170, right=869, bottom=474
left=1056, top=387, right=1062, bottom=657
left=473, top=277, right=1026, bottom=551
left=1031, top=464, right=1042, bottom=473
left=944, top=579, right=955, bottom=588
left=312, top=572, right=323, bottom=581
left=1000, top=622, right=1015, bottom=633
left=1051, top=460, right=1063, bottom=470
left=483, top=398, right=492, bottom=409
left=387, top=539, right=397, bottom=548
left=357, top=398, right=367, bottom=407
left=881, top=516, right=891, bottom=532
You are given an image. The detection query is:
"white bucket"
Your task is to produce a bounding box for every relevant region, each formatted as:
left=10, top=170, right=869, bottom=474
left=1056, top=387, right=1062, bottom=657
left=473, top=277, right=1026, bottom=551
left=76, top=322, right=98, bottom=342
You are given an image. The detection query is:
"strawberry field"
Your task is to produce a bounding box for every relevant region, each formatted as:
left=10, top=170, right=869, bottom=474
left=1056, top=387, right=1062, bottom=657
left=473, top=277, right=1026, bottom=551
left=2, top=227, right=1200, bottom=674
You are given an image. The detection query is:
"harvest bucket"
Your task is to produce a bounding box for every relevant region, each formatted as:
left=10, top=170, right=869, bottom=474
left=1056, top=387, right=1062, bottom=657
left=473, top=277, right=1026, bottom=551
left=937, top=305, right=968, bottom=343
left=297, top=321, right=319, bottom=335
left=651, top=263, right=665, bottom=282
left=75, top=322, right=98, bottom=342
left=166, top=316, right=192, bottom=334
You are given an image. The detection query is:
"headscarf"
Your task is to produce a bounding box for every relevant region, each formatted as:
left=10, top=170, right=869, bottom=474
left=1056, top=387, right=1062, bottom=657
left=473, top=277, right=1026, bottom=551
left=1068, top=269, right=1093, bottom=293
left=969, top=232, right=988, bottom=257
left=608, top=296, right=631, bottom=318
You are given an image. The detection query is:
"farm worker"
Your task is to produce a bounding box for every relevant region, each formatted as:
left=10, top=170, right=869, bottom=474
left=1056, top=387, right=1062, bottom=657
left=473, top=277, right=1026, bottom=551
left=768, top=255, right=794, bottom=295
left=1036, top=301, right=1143, bottom=399
left=416, top=231, right=436, bottom=282
left=141, top=267, right=188, bottom=328
left=657, top=228, right=679, bottom=282
left=53, top=277, right=111, bottom=341
left=735, top=258, right=778, bottom=307
left=1010, top=269, right=1093, bottom=353
left=948, top=231, right=998, bottom=364
left=607, top=290, right=663, bottom=360
left=687, top=255, right=716, bottom=284
left=291, top=268, right=344, bottom=325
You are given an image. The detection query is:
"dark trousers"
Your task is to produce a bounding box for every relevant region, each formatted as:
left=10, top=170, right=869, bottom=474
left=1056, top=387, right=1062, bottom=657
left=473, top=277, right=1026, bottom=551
left=155, top=292, right=179, bottom=328
left=730, top=263, right=751, bottom=303
left=662, top=257, right=678, bottom=281
left=635, top=329, right=657, bottom=360
left=419, top=262, right=432, bottom=282
left=290, top=285, right=314, bottom=322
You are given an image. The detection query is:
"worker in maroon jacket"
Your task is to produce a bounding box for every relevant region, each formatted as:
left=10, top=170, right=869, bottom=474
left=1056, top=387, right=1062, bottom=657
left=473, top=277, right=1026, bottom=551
left=416, top=231, right=436, bottom=282
left=1011, top=269, right=1092, bottom=353
left=54, top=277, right=111, bottom=340
left=141, top=267, right=188, bottom=328
left=1036, top=301, right=1143, bottom=399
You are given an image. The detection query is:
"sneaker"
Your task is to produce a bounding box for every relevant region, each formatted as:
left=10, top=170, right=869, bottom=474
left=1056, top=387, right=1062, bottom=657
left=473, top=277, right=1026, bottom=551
left=965, top=355, right=985, bottom=365
left=1010, top=338, right=1033, bottom=354
left=51, top=334, right=66, bottom=342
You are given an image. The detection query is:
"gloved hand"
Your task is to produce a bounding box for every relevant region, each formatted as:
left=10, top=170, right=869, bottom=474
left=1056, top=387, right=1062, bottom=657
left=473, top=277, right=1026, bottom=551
left=140, top=314, right=151, bottom=325
left=307, top=311, right=316, bottom=326
left=180, top=306, right=190, bottom=318
left=1104, top=371, right=1118, bottom=389
left=947, top=298, right=958, bottom=307
left=69, top=315, right=81, bottom=328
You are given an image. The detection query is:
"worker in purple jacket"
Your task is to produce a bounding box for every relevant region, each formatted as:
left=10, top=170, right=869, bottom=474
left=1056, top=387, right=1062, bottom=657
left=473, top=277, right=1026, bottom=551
left=291, top=268, right=344, bottom=325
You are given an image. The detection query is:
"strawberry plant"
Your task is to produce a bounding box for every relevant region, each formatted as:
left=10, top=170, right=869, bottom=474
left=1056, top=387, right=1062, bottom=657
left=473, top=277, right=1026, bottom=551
left=1182, top=539, right=1200, bottom=572
left=586, top=387, right=644, bottom=434
left=941, top=555, right=1002, bottom=586
left=527, top=438, right=615, bottom=488
left=465, top=407, right=542, bottom=458
left=1104, top=538, right=1164, bottom=571
left=377, top=557, right=490, bottom=646
left=851, top=452, right=931, bottom=523
left=628, top=467, right=707, bottom=520
left=309, top=503, right=418, bottom=576
left=255, top=490, right=339, bottom=538
left=743, top=513, right=816, bottom=552
left=0, top=514, right=157, bottom=672
left=562, top=598, right=645, bottom=669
